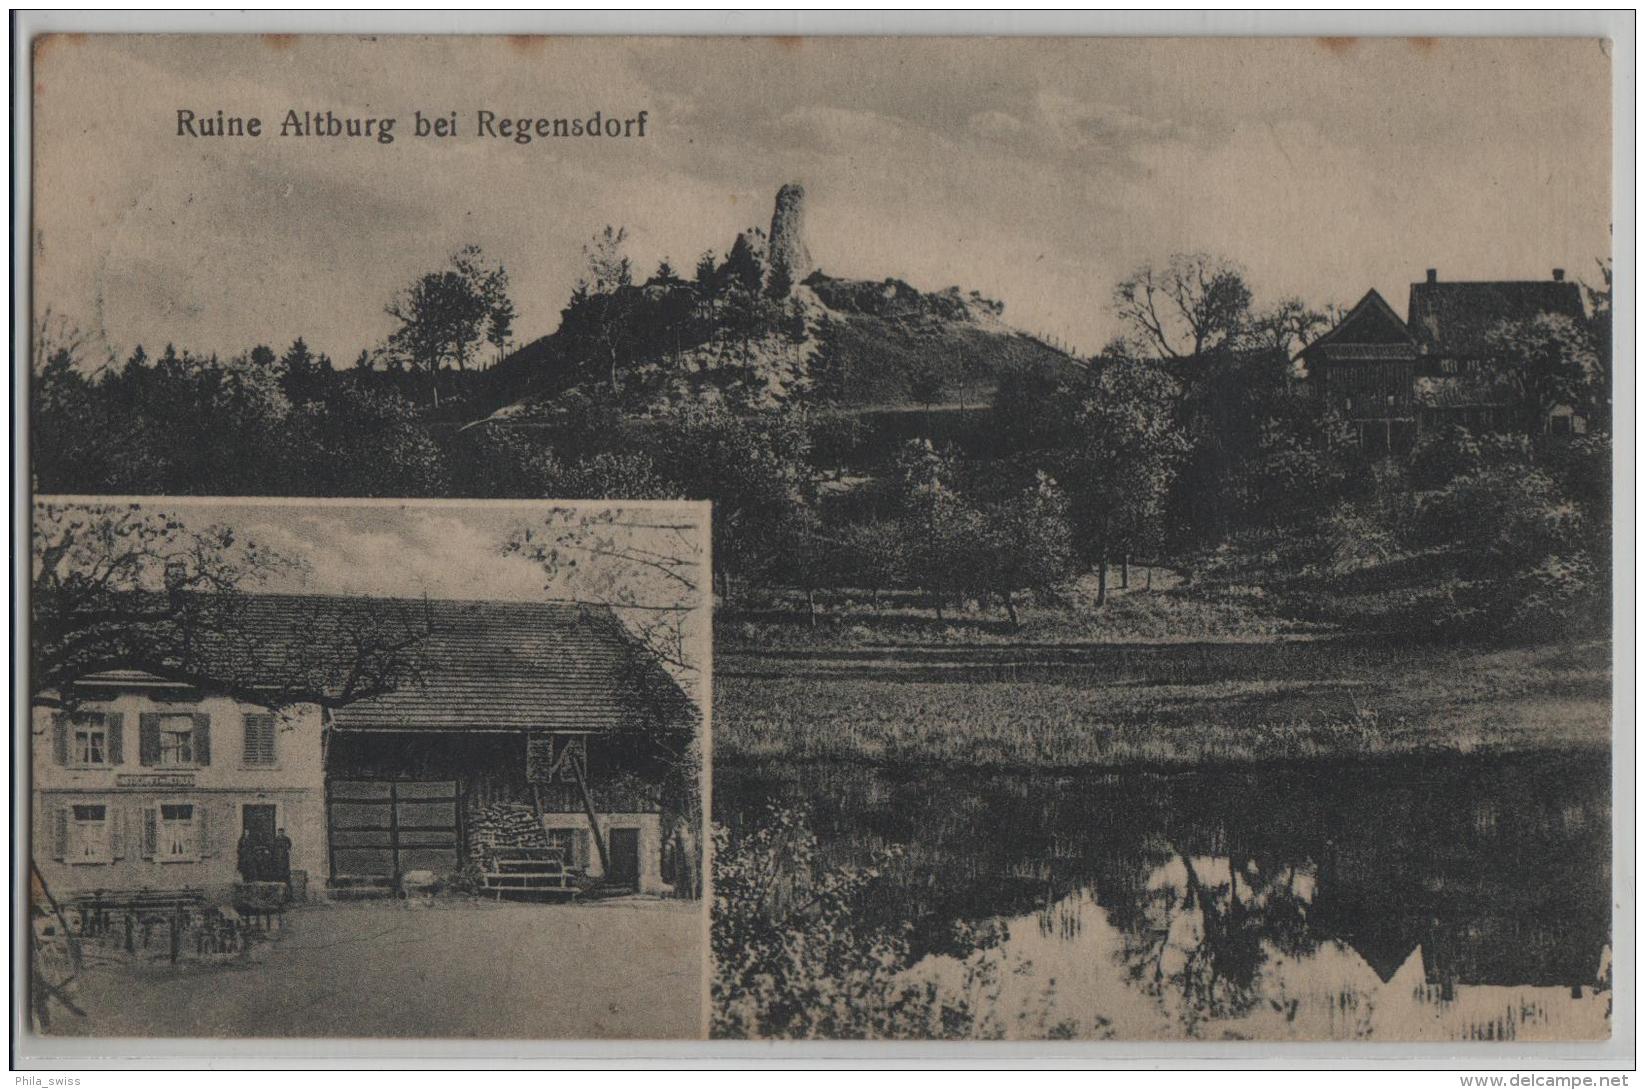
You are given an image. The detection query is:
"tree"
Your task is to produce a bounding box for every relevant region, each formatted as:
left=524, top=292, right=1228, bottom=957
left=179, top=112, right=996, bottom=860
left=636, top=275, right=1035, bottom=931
left=286, top=384, right=449, bottom=496
left=278, top=337, right=332, bottom=403
left=886, top=440, right=987, bottom=620
left=649, top=405, right=816, bottom=599
left=997, top=360, right=1188, bottom=600
left=766, top=259, right=794, bottom=301
left=507, top=506, right=706, bottom=688
left=452, top=245, right=516, bottom=366
left=978, top=472, right=1076, bottom=626
left=32, top=503, right=431, bottom=706
left=1114, top=253, right=1253, bottom=360
left=654, top=257, right=680, bottom=284
left=507, top=506, right=706, bottom=885
left=383, top=246, right=515, bottom=406
left=581, top=225, right=634, bottom=293
left=694, top=250, right=718, bottom=287
left=908, top=363, right=945, bottom=412
left=565, top=226, right=638, bottom=394
left=1240, top=297, right=1329, bottom=357
left=1584, top=258, right=1612, bottom=431
left=720, top=230, right=767, bottom=295
left=713, top=806, right=990, bottom=1039
left=1486, top=313, right=1601, bottom=435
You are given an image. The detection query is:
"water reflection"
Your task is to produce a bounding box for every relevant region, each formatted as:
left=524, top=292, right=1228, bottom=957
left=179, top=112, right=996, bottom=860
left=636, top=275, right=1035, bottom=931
left=717, top=752, right=1611, bottom=1040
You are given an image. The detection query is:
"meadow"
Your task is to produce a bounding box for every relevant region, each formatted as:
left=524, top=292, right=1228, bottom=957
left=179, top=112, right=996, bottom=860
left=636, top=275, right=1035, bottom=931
left=713, top=572, right=1612, bottom=771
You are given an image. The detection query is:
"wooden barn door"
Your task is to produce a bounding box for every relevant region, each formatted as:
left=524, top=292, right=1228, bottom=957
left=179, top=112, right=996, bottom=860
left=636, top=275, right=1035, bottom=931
left=327, top=779, right=460, bottom=888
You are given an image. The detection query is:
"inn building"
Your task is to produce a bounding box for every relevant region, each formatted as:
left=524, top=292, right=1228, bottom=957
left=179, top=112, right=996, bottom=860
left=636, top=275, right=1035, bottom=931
left=32, top=594, right=697, bottom=902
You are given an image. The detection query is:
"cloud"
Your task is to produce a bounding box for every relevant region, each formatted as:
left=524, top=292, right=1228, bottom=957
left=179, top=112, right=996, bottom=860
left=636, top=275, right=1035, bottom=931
left=32, top=35, right=1611, bottom=360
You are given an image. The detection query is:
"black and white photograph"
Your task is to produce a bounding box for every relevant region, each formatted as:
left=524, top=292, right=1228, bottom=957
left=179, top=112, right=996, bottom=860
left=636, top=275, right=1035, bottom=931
left=27, top=498, right=709, bottom=1039
left=17, top=26, right=1626, bottom=1059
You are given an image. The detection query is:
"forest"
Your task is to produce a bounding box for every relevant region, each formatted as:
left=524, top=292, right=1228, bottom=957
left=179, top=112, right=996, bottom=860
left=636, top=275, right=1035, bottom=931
left=30, top=226, right=1613, bottom=648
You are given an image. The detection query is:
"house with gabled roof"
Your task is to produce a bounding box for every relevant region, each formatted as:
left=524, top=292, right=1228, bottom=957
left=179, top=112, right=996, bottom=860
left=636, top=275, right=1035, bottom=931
left=1299, top=268, right=1589, bottom=453
left=33, top=592, right=698, bottom=903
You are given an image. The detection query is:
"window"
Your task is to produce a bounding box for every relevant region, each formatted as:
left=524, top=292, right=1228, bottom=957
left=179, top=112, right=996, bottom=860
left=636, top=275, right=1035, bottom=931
left=158, top=803, right=197, bottom=861
left=70, top=804, right=110, bottom=863
left=139, top=712, right=210, bottom=768
left=73, top=716, right=107, bottom=766
left=242, top=713, right=277, bottom=767
left=158, top=715, right=195, bottom=767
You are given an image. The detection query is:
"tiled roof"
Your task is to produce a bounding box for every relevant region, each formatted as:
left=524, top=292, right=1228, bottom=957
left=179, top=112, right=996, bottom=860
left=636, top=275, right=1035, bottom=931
left=69, top=593, right=697, bottom=736
left=1407, top=280, right=1585, bottom=357
left=1298, top=289, right=1416, bottom=361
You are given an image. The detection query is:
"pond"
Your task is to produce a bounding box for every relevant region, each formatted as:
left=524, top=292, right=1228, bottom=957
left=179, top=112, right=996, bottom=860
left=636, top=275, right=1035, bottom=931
left=715, top=752, right=1612, bottom=1040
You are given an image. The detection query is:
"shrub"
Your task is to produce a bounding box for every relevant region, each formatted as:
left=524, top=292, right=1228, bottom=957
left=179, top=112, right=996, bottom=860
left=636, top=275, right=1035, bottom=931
left=712, top=807, right=993, bottom=1039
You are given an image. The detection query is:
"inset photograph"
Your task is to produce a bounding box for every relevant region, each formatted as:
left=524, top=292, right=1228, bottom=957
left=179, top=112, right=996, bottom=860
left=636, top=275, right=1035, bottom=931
left=27, top=497, right=708, bottom=1039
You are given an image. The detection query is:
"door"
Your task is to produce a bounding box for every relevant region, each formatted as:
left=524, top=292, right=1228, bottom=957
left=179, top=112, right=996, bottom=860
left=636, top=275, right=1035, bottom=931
left=240, top=804, right=278, bottom=881
left=327, top=780, right=460, bottom=886
left=608, top=827, right=641, bottom=891
left=242, top=804, right=277, bottom=840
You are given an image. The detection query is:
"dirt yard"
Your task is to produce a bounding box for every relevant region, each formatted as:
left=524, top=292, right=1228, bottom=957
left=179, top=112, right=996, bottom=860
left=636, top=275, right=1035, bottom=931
left=49, top=897, right=704, bottom=1040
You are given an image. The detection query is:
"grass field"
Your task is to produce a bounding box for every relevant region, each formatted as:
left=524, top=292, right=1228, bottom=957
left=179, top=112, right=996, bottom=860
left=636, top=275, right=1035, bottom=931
left=714, top=574, right=1612, bottom=770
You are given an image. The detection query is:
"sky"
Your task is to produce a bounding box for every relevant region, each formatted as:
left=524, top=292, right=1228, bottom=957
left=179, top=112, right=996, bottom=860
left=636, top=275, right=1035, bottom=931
left=32, top=34, right=1613, bottom=363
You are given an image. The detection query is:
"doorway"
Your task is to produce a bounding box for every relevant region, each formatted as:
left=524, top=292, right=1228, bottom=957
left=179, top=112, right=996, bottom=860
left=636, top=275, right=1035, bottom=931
left=242, top=804, right=277, bottom=842
left=607, top=827, right=641, bottom=891
left=240, top=804, right=278, bottom=882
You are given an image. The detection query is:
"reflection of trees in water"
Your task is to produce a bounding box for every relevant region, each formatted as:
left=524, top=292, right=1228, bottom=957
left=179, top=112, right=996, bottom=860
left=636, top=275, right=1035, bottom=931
left=717, top=753, right=1612, bottom=1034
left=1119, top=845, right=1320, bottom=1034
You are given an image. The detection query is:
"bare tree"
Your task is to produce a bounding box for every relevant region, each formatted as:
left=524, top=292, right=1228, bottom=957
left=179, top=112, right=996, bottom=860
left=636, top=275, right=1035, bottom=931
left=506, top=505, right=705, bottom=692
left=1240, top=297, right=1330, bottom=356
left=566, top=226, right=638, bottom=394
left=506, top=506, right=705, bottom=893
left=32, top=503, right=433, bottom=710
left=1114, top=253, right=1253, bottom=359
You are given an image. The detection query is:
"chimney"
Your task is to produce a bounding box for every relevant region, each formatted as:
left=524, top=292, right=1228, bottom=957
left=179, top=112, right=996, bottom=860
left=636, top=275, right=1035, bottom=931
left=1553, top=268, right=1565, bottom=282
left=1426, top=268, right=1438, bottom=284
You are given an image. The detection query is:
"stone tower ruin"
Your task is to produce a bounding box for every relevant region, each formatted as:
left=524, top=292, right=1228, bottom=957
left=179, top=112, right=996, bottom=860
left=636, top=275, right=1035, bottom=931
left=767, top=182, right=814, bottom=290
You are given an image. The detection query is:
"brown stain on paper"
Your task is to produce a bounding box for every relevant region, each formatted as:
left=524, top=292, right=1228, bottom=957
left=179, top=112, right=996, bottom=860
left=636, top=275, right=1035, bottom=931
left=1316, top=37, right=1357, bottom=56
left=508, top=35, right=551, bottom=55
left=263, top=34, right=296, bottom=52
left=33, top=33, right=86, bottom=67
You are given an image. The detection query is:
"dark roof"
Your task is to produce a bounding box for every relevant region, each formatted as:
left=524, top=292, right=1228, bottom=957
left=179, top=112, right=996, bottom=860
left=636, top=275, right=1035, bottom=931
left=68, top=593, right=696, bottom=736
left=1407, top=279, right=1585, bottom=357
left=1299, top=289, right=1416, bottom=362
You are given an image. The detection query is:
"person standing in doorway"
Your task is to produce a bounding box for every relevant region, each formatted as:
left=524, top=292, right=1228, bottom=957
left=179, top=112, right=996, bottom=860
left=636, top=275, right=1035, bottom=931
left=272, top=828, right=293, bottom=895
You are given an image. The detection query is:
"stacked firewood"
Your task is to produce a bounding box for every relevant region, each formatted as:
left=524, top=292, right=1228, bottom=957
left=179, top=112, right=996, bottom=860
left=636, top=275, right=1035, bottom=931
left=466, top=803, right=550, bottom=875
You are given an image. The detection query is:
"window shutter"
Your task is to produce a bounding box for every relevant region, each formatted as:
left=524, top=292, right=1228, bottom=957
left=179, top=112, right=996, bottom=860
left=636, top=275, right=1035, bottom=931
left=197, top=804, right=212, bottom=859
left=52, top=714, right=68, bottom=765
left=53, top=806, right=68, bottom=861
left=111, top=808, right=126, bottom=860
left=192, top=713, right=212, bottom=766
left=243, top=714, right=275, bottom=766
left=139, top=714, right=161, bottom=766
left=106, top=712, right=125, bottom=765
left=141, top=807, right=158, bottom=859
